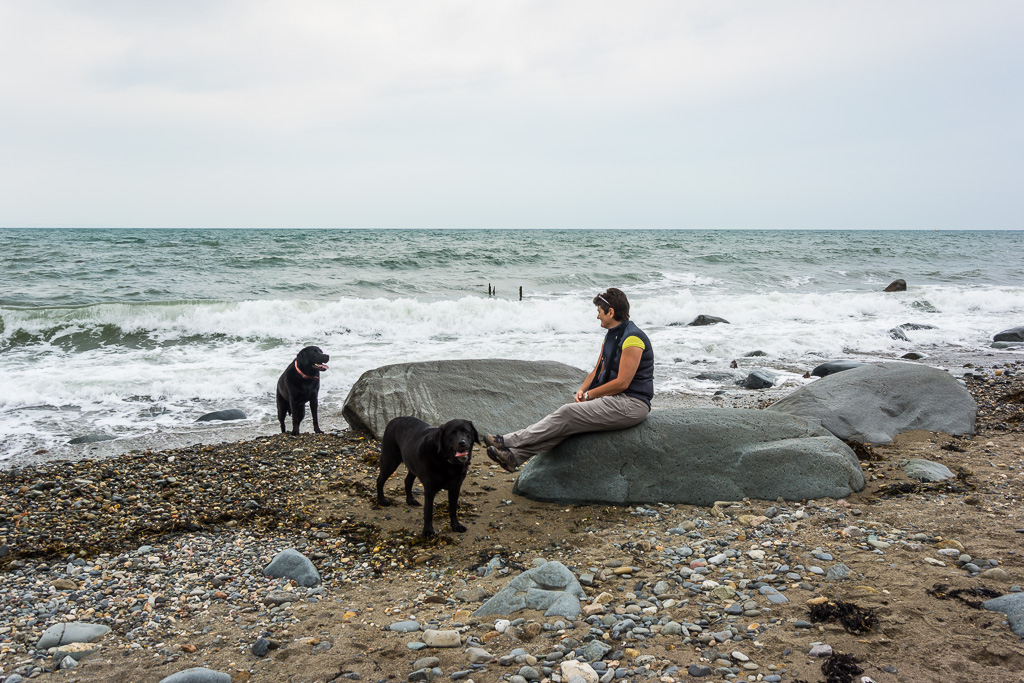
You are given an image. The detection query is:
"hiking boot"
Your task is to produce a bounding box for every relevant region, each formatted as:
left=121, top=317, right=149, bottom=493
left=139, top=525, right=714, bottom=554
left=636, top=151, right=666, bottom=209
left=486, top=445, right=517, bottom=473
left=484, top=434, right=506, bottom=449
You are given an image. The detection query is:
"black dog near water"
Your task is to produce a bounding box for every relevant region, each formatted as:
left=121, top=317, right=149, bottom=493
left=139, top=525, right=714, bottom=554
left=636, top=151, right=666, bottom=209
left=376, top=417, right=478, bottom=538
left=276, top=346, right=329, bottom=435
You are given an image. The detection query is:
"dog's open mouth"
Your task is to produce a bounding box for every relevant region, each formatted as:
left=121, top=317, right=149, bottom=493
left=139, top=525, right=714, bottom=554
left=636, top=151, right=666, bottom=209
left=455, top=451, right=470, bottom=462
left=314, top=363, right=329, bottom=372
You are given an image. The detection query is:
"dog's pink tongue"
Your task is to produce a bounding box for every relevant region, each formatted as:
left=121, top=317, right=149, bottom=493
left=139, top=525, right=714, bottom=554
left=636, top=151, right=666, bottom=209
left=456, top=451, right=469, bottom=458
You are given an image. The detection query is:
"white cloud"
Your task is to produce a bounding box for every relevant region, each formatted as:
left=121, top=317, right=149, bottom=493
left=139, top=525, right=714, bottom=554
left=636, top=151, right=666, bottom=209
left=0, top=0, right=1021, bottom=227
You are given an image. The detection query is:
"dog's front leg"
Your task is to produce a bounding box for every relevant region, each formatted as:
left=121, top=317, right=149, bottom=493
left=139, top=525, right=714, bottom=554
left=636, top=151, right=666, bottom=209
left=310, top=394, right=322, bottom=434
left=447, top=485, right=466, bottom=533
left=290, top=400, right=305, bottom=435
left=421, top=487, right=437, bottom=538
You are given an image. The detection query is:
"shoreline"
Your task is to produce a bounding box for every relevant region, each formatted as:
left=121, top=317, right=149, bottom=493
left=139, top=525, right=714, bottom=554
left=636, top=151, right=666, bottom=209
left=1, top=364, right=1022, bottom=681
left=6, top=346, right=1020, bottom=473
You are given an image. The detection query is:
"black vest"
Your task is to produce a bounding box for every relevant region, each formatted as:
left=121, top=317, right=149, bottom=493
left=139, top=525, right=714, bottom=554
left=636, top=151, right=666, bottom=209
left=593, top=320, right=654, bottom=406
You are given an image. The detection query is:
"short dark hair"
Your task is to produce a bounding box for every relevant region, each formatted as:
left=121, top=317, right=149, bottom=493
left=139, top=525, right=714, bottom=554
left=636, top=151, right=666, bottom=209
left=593, top=288, right=629, bottom=321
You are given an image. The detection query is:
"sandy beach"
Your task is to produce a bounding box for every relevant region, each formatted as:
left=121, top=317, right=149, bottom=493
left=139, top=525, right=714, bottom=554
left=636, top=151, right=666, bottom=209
left=1, top=360, right=1023, bottom=683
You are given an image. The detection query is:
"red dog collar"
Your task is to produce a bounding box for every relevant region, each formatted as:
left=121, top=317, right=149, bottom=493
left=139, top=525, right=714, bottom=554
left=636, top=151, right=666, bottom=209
left=294, top=360, right=320, bottom=381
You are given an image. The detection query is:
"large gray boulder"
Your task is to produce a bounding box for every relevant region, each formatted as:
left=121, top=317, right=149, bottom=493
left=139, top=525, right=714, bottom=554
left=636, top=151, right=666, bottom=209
left=512, top=408, right=863, bottom=506
left=342, top=359, right=585, bottom=439
left=767, top=362, right=975, bottom=444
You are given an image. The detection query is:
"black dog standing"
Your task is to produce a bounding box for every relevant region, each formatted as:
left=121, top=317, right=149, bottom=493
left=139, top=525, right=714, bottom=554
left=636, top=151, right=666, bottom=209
left=376, top=417, right=477, bottom=538
left=276, top=346, right=329, bottom=435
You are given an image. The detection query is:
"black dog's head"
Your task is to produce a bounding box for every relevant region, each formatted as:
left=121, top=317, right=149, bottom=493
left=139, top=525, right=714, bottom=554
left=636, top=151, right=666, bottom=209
left=296, top=345, right=330, bottom=374
left=436, top=419, right=478, bottom=466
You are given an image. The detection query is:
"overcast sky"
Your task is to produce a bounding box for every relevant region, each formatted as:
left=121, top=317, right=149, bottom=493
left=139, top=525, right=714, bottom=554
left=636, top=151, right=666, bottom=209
left=1, top=1, right=1021, bottom=229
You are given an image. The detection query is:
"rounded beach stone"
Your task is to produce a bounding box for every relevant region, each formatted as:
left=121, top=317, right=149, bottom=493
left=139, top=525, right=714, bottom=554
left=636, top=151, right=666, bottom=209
left=37, top=622, right=111, bottom=649
left=421, top=629, right=461, bottom=647
left=263, top=548, right=321, bottom=587
left=388, top=620, right=421, bottom=633
left=159, top=668, right=232, bottom=683
left=904, top=459, right=954, bottom=482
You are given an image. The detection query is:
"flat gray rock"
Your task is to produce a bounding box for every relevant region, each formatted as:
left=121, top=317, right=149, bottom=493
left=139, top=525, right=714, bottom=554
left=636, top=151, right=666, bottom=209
left=67, top=433, right=117, bottom=445
left=159, top=668, right=232, bottom=683
left=263, top=549, right=321, bottom=587
left=994, top=325, right=1024, bottom=342
left=342, top=359, right=584, bottom=438
left=811, top=360, right=867, bottom=378
left=195, top=409, right=247, bottom=422
left=984, top=593, right=1024, bottom=638
left=512, top=408, right=863, bottom=506
left=475, top=561, right=585, bottom=619
left=904, top=459, right=954, bottom=482
left=767, top=362, right=975, bottom=444
left=37, top=623, right=111, bottom=649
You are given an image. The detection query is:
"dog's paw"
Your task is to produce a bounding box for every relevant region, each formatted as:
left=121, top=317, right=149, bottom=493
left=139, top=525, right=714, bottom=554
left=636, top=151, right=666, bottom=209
left=452, top=523, right=467, bottom=533
left=422, top=528, right=436, bottom=538
left=377, top=497, right=392, bottom=507
left=406, top=498, right=421, bottom=507
left=314, top=428, right=323, bottom=434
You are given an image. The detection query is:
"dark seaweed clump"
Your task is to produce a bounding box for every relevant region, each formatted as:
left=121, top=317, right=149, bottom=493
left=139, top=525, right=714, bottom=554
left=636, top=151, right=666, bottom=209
left=807, top=600, right=878, bottom=634
left=821, top=653, right=863, bottom=683
left=927, top=583, right=1003, bottom=609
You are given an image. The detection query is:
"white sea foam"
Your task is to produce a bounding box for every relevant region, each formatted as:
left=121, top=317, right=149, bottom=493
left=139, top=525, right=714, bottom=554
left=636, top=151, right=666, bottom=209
left=2, top=282, right=1022, bottom=464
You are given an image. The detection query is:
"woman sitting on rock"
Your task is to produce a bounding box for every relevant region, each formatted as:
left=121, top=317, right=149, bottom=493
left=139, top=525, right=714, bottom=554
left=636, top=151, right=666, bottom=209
left=486, top=287, right=654, bottom=471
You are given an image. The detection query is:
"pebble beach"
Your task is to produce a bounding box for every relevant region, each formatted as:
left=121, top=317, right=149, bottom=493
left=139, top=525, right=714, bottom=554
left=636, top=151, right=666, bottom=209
left=2, top=361, right=1023, bottom=683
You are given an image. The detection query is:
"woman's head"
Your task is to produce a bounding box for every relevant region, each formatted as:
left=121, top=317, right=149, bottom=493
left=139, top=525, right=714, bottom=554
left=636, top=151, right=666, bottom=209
left=593, top=288, right=629, bottom=322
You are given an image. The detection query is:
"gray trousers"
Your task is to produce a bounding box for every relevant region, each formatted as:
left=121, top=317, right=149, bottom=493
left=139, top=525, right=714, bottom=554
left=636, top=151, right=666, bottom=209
left=502, top=394, right=651, bottom=464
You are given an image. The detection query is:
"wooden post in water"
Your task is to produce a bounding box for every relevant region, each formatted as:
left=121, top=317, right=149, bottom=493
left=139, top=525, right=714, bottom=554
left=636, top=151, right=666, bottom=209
left=519, top=286, right=523, bottom=301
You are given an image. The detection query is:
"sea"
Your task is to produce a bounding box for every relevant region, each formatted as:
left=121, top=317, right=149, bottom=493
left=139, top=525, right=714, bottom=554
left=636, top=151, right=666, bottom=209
left=1, top=228, right=1022, bottom=468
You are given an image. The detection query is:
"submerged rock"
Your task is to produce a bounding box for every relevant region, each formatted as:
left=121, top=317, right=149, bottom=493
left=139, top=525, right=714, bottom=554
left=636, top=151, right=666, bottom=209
left=687, top=314, right=730, bottom=326
left=67, top=433, right=116, bottom=445
left=884, top=279, right=907, bottom=292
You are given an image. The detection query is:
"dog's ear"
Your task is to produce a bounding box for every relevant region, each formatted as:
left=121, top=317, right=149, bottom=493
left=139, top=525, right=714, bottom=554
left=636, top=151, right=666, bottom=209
left=469, top=421, right=479, bottom=445
left=431, top=425, right=444, bottom=452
